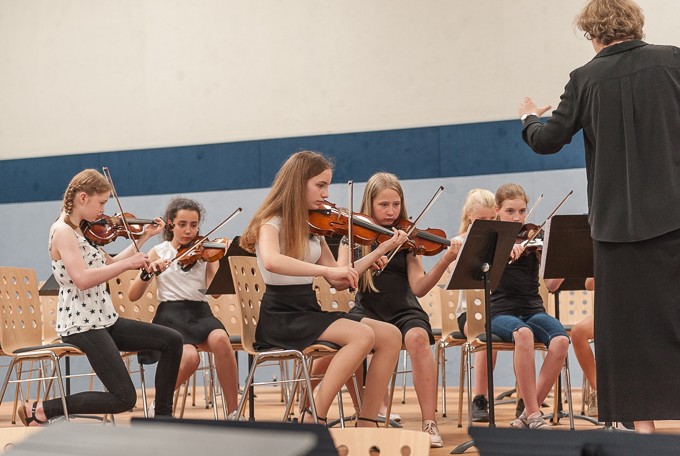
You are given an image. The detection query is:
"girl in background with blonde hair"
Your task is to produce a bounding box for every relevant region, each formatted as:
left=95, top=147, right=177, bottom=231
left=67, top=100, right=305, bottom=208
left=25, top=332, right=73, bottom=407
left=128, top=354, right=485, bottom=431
left=339, top=172, right=461, bottom=447
left=241, top=151, right=407, bottom=427
left=20, top=169, right=183, bottom=426
left=450, top=189, right=497, bottom=422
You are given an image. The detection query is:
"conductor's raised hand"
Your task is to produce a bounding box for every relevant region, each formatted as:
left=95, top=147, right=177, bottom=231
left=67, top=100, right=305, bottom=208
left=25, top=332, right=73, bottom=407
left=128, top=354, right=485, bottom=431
left=519, top=97, right=551, bottom=118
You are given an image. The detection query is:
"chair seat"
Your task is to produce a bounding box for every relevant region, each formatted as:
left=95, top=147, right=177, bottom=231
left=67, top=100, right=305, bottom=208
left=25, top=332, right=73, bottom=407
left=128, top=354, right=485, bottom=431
left=432, top=328, right=442, bottom=337
left=13, top=342, right=83, bottom=355
left=476, top=333, right=506, bottom=343
left=229, top=335, right=241, bottom=345
left=445, top=331, right=466, bottom=340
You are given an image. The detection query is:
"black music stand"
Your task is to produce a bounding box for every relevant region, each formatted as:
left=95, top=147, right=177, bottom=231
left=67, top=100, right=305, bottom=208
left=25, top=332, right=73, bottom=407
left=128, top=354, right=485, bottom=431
left=539, top=215, right=598, bottom=428
left=445, top=220, right=521, bottom=454
left=200, top=236, right=255, bottom=296
left=198, top=237, right=258, bottom=419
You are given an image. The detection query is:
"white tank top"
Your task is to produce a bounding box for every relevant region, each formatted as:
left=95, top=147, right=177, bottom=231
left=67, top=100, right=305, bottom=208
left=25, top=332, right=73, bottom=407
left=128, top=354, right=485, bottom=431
left=155, top=241, right=209, bottom=303
left=255, top=216, right=322, bottom=285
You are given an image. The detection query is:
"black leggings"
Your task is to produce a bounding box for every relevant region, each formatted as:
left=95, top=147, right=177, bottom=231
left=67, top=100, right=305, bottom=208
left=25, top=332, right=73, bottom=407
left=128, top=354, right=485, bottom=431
left=42, top=317, right=183, bottom=418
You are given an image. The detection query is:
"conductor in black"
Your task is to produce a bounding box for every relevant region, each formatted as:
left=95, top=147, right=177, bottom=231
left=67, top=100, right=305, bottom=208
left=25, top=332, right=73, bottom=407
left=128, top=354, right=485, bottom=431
left=518, top=0, right=680, bottom=434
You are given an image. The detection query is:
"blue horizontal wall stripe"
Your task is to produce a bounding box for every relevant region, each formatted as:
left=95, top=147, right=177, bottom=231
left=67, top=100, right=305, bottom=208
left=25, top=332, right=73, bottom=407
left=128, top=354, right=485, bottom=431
left=0, top=119, right=585, bottom=204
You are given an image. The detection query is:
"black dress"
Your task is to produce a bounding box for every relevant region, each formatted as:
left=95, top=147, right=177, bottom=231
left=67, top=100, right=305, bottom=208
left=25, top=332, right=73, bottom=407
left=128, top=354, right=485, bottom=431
left=253, top=284, right=361, bottom=352
left=350, top=245, right=434, bottom=345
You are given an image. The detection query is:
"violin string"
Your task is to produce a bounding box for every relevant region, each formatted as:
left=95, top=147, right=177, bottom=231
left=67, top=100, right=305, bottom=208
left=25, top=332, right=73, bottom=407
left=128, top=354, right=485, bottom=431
left=172, top=207, right=242, bottom=264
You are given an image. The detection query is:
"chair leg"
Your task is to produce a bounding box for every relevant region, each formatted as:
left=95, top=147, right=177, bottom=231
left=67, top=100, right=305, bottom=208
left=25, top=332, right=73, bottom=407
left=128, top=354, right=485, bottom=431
left=139, top=362, right=148, bottom=418
left=201, top=353, right=210, bottom=408
left=180, top=380, right=190, bottom=419
left=208, top=354, right=219, bottom=420
left=50, top=354, right=69, bottom=422
left=563, top=356, right=575, bottom=430
left=337, top=391, right=345, bottom=428
left=457, top=347, right=466, bottom=428
left=466, top=349, right=474, bottom=427
left=12, top=361, right=25, bottom=425
left=400, top=350, right=408, bottom=404
left=441, top=345, right=448, bottom=417
left=235, top=354, right=262, bottom=420
left=384, top=361, right=398, bottom=428
left=0, top=358, right=18, bottom=411
left=191, top=371, right=197, bottom=407
left=434, top=343, right=441, bottom=414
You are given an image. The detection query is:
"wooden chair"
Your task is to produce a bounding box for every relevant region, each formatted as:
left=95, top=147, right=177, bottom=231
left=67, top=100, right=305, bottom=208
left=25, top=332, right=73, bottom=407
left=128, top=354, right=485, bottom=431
left=229, top=256, right=339, bottom=423
left=433, top=287, right=467, bottom=424
left=0, top=267, right=84, bottom=422
left=462, top=286, right=575, bottom=427
left=329, top=428, right=430, bottom=456
left=313, top=277, right=354, bottom=313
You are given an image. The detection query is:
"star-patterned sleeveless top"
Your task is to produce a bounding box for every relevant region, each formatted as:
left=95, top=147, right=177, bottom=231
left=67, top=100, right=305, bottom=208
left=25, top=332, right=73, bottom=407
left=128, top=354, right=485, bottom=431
left=49, top=229, right=118, bottom=336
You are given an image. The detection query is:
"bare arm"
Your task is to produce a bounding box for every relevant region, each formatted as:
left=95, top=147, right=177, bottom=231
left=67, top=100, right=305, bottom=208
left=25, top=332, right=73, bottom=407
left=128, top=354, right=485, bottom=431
left=406, top=238, right=462, bottom=297
left=128, top=247, right=161, bottom=301
left=52, top=223, right=149, bottom=291
left=258, top=224, right=359, bottom=288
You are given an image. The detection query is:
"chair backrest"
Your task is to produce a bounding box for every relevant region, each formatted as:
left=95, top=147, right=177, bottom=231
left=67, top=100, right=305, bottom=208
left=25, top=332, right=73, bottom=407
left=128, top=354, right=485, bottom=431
left=108, top=270, right=158, bottom=323
left=417, top=286, right=443, bottom=334
left=329, top=428, right=430, bottom=456
left=0, top=267, right=43, bottom=353
left=39, top=293, right=60, bottom=344
left=464, top=288, right=486, bottom=342
left=439, top=287, right=462, bottom=337
left=559, top=289, right=594, bottom=327
left=209, top=294, right=241, bottom=337
left=228, top=256, right=266, bottom=354
left=312, top=277, right=354, bottom=313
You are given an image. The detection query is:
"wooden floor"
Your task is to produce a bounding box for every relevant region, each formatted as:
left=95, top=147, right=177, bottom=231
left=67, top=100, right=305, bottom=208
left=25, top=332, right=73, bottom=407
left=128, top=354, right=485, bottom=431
left=3, top=386, right=680, bottom=455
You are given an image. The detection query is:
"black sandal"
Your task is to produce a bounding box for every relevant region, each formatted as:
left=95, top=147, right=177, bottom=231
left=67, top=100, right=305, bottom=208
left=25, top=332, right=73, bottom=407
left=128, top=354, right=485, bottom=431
left=300, top=407, right=327, bottom=425
left=18, top=402, right=47, bottom=426
left=355, top=416, right=379, bottom=428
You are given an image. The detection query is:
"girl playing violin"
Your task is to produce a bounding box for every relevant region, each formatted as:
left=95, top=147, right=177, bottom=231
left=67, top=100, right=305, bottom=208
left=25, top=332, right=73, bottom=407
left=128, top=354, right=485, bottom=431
left=451, top=188, right=497, bottom=422
left=128, top=197, right=240, bottom=419
left=20, top=169, right=183, bottom=426
left=338, top=172, right=462, bottom=448
left=491, top=183, right=568, bottom=430
left=240, top=151, right=408, bottom=427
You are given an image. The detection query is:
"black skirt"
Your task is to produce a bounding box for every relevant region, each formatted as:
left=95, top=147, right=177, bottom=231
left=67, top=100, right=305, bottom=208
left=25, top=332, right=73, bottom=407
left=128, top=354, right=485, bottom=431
left=594, top=228, right=680, bottom=421
left=253, top=284, right=361, bottom=352
left=138, top=300, right=226, bottom=365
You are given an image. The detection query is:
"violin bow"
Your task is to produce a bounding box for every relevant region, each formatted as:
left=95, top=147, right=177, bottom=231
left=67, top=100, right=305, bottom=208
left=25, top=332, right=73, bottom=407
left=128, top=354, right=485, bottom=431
left=510, top=190, right=573, bottom=264
left=102, top=167, right=142, bottom=255
left=524, top=193, right=543, bottom=223
left=347, top=181, right=356, bottom=294
left=375, top=186, right=445, bottom=276
left=170, top=207, right=242, bottom=265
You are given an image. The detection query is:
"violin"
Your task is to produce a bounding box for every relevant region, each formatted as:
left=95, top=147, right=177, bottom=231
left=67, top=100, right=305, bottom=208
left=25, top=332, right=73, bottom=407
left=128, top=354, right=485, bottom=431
left=515, top=223, right=544, bottom=258
left=377, top=218, right=450, bottom=256
left=308, top=201, right=414, bottom=248
left=80, top=213, right=159, bottom=246
left=176, top=236, right=229, bottom=271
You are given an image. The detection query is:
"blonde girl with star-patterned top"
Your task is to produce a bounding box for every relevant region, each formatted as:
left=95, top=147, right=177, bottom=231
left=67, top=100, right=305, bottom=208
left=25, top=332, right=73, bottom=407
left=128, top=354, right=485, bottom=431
left=19, top=169, right=183, bottom=426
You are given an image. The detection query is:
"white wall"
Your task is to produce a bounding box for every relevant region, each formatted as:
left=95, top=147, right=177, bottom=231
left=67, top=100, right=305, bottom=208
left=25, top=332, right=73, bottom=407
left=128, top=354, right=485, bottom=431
left=1, top=0, right=678, bottom=160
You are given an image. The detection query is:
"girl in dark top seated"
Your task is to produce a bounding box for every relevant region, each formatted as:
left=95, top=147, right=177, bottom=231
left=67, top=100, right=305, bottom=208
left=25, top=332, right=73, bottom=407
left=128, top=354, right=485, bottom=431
left=491, top=183, right=568, bottom=430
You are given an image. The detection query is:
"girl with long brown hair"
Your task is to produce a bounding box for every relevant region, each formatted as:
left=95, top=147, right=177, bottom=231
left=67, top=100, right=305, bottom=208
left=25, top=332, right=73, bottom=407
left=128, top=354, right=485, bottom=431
left=241, top=151, right=407, bottom=427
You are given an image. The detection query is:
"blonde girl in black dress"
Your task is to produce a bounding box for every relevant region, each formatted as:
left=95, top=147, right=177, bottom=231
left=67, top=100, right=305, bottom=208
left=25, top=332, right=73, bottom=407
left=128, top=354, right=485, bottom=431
left=338, top=172, right=461, bottom=447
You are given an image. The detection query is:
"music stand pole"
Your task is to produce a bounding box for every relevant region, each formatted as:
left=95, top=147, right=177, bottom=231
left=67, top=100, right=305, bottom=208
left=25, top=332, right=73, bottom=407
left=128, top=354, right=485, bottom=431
left=445, top=220, right=520, bottom=454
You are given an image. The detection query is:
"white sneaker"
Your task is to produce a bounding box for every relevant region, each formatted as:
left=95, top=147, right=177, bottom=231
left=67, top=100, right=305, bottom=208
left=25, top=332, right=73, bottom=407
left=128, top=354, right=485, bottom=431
left=147, top=401, right=155, bottom=418
left=377, top=412, right=402, bottom=422
left=423, top=420, right=443, bottom=448
left=227, top=410, right=247, bottom=421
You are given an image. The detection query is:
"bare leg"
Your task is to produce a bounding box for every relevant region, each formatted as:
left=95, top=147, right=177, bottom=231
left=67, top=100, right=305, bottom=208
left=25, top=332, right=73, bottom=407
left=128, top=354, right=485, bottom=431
left=513, top=328, right=540, bottom=417
left=175, top=344, right=200, bottom=390
left=311, top=319, right=376, bottom=420
left=355, top=318, right=401, bottom=427
left=197, top=329, right=239, bottom=414
left=404, top=327, right=436, bottom=421
left=535, top=336, right=569, bottom=406
left=634, top=421, right=655, bottom=433
left=473, top=351, right=498, bottom=396
left=571, top=316, right=596, bottom=390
